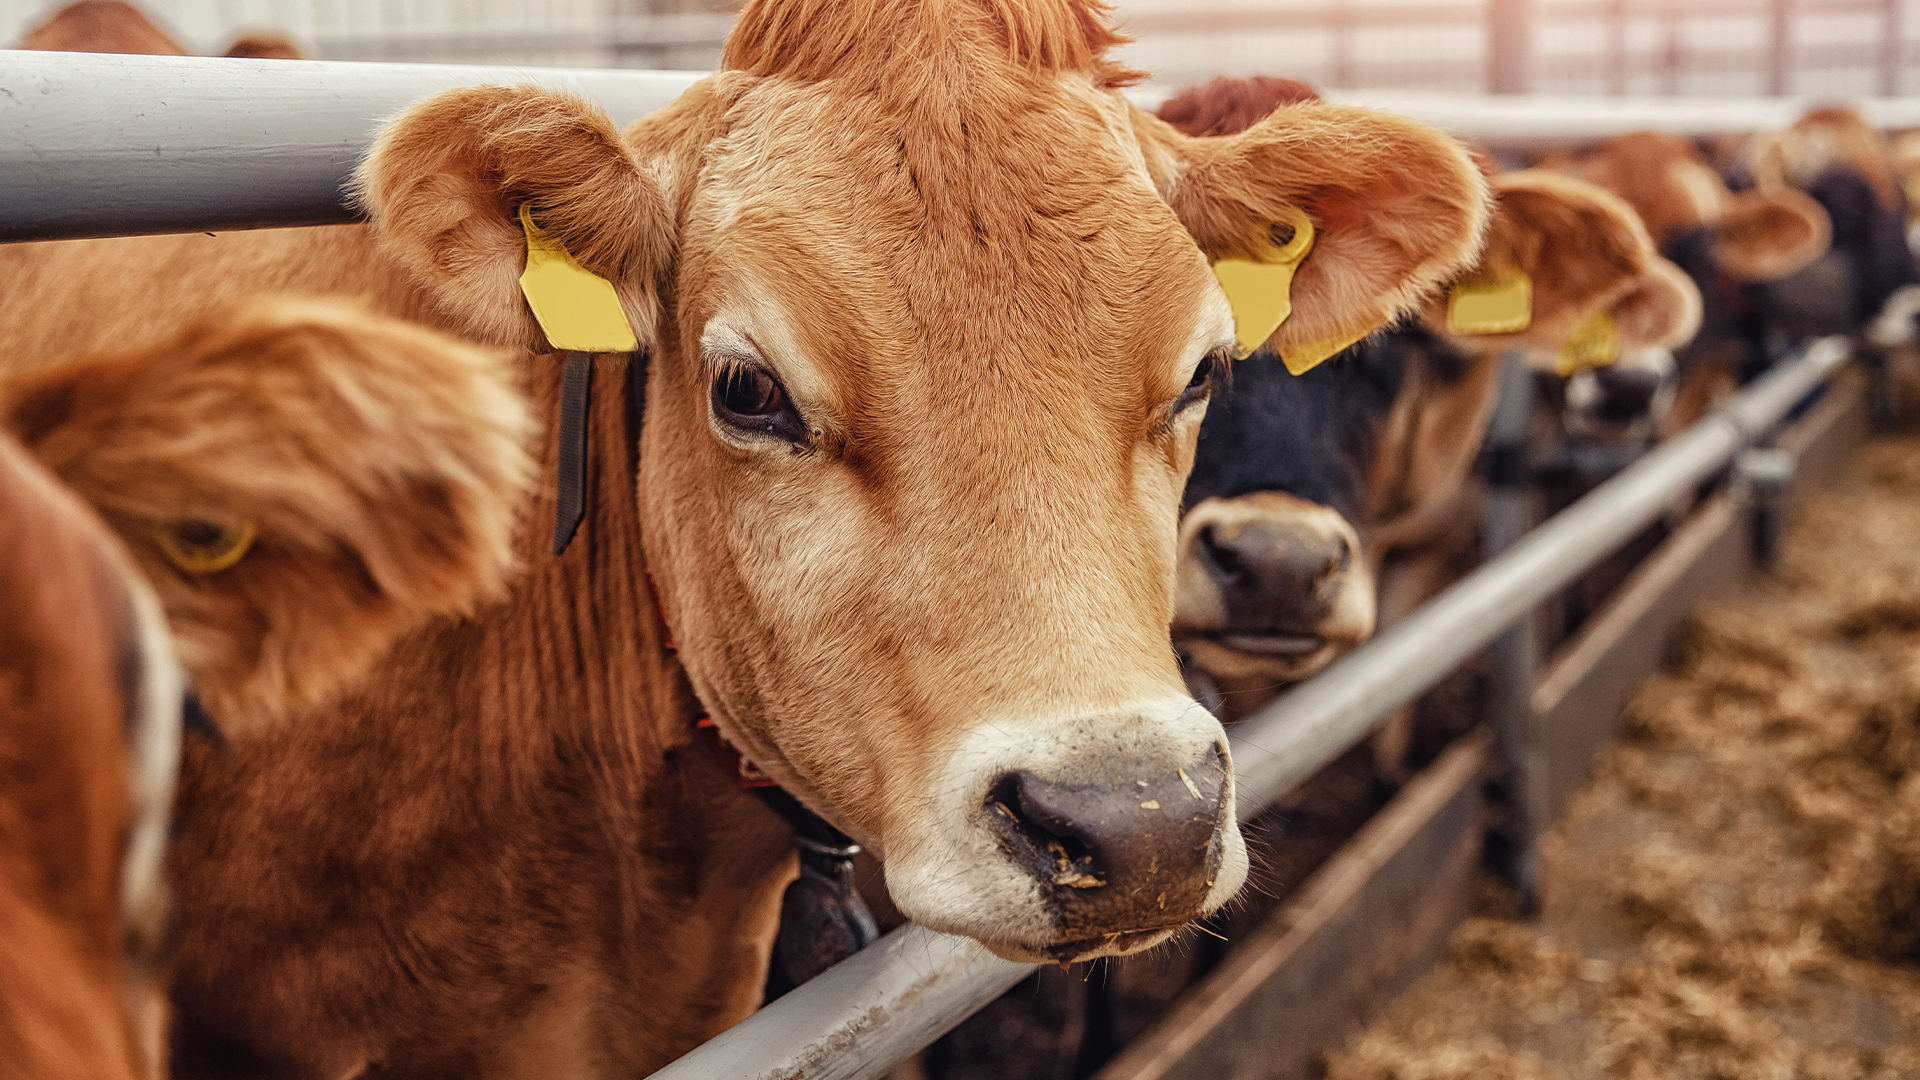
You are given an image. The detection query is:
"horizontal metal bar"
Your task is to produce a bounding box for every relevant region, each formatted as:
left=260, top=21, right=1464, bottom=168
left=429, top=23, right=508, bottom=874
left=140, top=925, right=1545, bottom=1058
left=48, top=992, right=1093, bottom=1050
left=0, top=51, right=702, bottom=241
left=1315, top=92, right=1920, bottom=145
left=647, top=337, right=1848, bottom=1080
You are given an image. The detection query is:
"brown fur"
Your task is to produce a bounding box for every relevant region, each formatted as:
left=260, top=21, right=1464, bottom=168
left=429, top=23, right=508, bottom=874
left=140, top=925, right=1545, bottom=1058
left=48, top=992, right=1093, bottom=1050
left=1755, top=106, right=1903, bottom=212
left=1, top=299, right=534, bottom=734
left=1156, top=75, right=1323, bottom=137
left=221, top=33, right=302, bottom=59
left=0, top=0, right=1493, bottom=1071
left=18, top=0, right=186, bottom=54
left=0, top=433, right=164, bottom=1080
left=1560, top=131, right=1830, bottom=282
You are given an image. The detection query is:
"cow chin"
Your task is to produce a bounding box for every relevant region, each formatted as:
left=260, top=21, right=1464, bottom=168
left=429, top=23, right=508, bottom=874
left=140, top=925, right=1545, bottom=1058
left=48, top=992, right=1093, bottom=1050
left=879, top=696, right=1249, bottom=962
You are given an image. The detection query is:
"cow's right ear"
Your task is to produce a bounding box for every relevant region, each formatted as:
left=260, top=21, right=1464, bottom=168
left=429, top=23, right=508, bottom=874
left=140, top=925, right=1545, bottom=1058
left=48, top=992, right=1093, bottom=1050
left=356, top=86, right=675, bottom=351
left=1132, top=101, right=1491, bottom=365
left=1714, top=187, right=1831, bottom=282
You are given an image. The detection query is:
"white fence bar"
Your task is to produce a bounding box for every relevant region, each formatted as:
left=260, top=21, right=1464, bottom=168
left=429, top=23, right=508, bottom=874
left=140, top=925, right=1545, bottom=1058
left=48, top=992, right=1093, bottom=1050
left=0, top=50, right=701, bottom=241
left=648, top=337, right=1850, bottom=1080
left=9, top=49, right=1920, bottom=241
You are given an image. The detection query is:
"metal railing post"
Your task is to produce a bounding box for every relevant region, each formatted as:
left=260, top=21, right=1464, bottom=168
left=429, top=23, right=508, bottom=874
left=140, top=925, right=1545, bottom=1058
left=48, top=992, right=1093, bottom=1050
left=1489, top=0, right=1531, bottom=93
left=1483, top=351, right=1542, bottom=913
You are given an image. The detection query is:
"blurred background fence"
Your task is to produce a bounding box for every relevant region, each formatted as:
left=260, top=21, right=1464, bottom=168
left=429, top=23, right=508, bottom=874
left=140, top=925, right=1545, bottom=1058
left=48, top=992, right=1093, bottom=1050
left=0, top=0, right=1915, bottom=107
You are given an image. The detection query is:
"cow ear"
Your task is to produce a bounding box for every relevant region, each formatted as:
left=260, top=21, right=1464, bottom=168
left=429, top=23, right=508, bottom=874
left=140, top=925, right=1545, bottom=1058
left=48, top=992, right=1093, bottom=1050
left=1610, top=257, right=1703, bottom=350
left=1, top=299, right=535, bottom=734
left=1134, top=101, right=1490, bottom=365
left=356, top=86, right=674, bottom=352
left=1714, top=187, right=1831, bottom=282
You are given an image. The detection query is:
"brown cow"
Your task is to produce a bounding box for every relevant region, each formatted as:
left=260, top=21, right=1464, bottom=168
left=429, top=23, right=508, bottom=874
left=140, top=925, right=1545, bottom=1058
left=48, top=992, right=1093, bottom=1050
left=0, top=433, right=179, bottom=1080
left=18, top=1, right=186, bottom=54
left=0, top=298, right=531, bottom=1080
left=0, top=0, right=1492, bottom=1072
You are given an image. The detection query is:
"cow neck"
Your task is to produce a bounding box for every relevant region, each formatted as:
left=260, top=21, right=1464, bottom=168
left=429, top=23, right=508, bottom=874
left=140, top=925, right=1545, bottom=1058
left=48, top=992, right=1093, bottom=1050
left=551, top=347, right=879, bottom=993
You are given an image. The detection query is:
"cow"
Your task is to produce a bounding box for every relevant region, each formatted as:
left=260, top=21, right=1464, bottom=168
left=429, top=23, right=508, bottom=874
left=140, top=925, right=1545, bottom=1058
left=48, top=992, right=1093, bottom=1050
left=0, top=0, right=1493, bottom=1072
left=1166, top=85, right=1696, bottom=731
left=1550, top=131, right=1830, bottom=433
left=17, top=1, right=186, bottom=54
left=1750, top=107, right=1920, bottom=348
left=0, top=298, right=532, bottom=1080
left=18, top=2, right=307, bottom=60
left=1, top=432, right=179, bottom=1080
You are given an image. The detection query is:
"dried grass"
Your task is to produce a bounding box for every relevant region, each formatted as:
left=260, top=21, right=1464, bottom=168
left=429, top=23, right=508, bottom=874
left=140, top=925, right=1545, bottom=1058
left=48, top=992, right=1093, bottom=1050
left=1326, top=432, right=1920, bottom=1080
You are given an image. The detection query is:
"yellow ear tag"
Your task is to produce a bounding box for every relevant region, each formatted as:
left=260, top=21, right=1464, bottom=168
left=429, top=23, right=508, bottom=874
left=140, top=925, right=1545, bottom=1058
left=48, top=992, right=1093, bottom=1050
left=1279, top=326, right=1370, bottom=375
left=155, top=517, right=256, bottom=574
left=517, top=203, right=639, bottom=354
left=1211, top=207, right=1316, bottom=359
left=1557, top=306, right=1621, bottom=376
left=1447, top=269, right=1533, bottom=336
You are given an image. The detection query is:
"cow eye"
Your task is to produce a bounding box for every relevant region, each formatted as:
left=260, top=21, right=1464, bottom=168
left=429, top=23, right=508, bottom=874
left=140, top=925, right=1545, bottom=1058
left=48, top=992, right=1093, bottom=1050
left=711, top=364, right=807, bottom=444
left=1175, top=349, right=1224, bottom=413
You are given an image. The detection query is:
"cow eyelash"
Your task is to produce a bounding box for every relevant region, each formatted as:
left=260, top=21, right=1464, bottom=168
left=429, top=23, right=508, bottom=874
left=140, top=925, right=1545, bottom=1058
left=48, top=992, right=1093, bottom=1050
left=1174, top=348, right=1228, bottom=414
left=710, top=360, right=809, bottom=445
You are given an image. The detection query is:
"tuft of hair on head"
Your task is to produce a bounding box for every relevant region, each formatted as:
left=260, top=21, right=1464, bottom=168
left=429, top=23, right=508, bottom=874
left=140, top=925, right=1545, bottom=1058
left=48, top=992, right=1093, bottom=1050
left=723, top=0, right=1142, bottom=88
left=0, top=297, right=537, bottom=735
left=1156, top=75, right=1323, bottom=138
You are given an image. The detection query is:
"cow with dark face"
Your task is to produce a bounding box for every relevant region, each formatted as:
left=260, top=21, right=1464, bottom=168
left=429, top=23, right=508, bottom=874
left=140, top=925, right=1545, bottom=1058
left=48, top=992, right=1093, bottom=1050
left=1173, top=150, right=1696, bottom=730
left=1751, top=108, right=1920, bottom=351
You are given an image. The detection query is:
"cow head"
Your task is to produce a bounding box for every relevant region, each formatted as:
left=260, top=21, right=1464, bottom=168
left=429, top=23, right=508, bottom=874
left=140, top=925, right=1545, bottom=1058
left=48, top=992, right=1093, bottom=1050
left=1559, top=131, right=1830, bottom=283
left=355, top=0, right=1489, bottom=963
left=1, top=299, right=534, bottom=735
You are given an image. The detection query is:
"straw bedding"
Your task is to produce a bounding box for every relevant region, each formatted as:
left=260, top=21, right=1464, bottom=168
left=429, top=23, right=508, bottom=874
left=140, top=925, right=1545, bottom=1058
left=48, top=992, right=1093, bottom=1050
left=1326, top=430, right=1920, bottom=1079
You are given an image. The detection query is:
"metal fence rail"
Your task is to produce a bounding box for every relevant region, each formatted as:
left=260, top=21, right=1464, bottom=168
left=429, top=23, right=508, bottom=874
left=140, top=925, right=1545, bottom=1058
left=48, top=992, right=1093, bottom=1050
left=12, top=52, right=1920, bottom=242
left=646, top=336, right=1850, bottom=1080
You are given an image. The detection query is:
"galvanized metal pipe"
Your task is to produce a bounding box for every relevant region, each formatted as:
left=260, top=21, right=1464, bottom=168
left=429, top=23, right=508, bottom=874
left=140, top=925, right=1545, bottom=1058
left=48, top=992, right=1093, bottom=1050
left=0, top=50, right=701, bottom=241
left=649, top=337, right=1848, bottom=1080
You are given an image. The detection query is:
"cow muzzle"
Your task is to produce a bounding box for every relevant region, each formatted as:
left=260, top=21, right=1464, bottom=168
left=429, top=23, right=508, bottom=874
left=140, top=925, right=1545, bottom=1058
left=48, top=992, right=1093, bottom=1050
left=1173, top=493, right=1376, bottom=685
left=882, top=697, right=1247, bottom=963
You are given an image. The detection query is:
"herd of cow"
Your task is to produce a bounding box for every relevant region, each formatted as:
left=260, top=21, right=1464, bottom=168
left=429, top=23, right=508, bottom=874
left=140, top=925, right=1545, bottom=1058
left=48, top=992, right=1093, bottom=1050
left=4, top=1, right=1918, bottom=1078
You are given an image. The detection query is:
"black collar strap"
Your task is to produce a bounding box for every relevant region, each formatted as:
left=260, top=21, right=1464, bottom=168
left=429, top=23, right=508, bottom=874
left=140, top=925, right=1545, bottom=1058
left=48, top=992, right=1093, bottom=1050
left=181, top=686, right=226, bottom=747
left=550, top=351, right=594, bottom=557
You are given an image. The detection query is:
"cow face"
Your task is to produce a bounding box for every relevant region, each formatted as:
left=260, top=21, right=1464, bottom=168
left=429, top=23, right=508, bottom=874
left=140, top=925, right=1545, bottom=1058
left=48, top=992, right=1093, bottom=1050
left=356, top=0, right=1489, bottom=963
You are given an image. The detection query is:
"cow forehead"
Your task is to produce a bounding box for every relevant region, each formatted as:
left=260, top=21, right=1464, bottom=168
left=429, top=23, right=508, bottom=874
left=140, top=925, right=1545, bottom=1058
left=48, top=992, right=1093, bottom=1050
left=680, top=75, right=1223, bottom=406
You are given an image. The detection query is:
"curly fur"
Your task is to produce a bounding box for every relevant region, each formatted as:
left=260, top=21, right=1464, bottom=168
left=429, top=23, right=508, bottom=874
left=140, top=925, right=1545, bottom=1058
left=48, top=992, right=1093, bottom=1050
left=1, top=298, right=534, bottom=733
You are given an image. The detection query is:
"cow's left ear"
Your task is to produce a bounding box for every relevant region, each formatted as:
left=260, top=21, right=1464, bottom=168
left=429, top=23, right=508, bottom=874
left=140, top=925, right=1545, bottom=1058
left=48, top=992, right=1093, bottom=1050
left=1133, top=101, right=1491, bottom=365
left=356, top=86, right=675, bottom=351
left=1611, top=257, right=1703, bottom=350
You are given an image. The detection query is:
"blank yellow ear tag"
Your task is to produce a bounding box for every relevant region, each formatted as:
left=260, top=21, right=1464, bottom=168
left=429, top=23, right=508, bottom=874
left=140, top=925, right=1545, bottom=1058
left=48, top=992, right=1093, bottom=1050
left=1447, top=270, right=1533, bottom=335
left=1211, top=207, right=1316, bottom=358
left=517, top=204, right=638, bottom=354
left=155, top=517, right=256, bottom=574
left=1279, top=326, right=1369, bottom=375
left=1557, top=307, right=1621, bottom=376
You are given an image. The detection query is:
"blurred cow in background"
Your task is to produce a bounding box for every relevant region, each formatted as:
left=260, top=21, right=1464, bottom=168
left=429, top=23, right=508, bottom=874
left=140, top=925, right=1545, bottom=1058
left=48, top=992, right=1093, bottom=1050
left=1550, top=131, right=1831, bottom=432
left=0, top=299, right=531, bottom=1080
left=18, top=1, right=307, bottom=59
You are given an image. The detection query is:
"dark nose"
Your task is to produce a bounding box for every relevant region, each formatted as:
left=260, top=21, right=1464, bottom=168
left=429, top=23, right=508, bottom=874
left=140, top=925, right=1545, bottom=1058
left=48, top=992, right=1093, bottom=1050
left=1591, top=367, right=1664, bottom=423
left=1197, top=521, right=1349, bottom=626
left=986, top=745, right=1230, bottom=933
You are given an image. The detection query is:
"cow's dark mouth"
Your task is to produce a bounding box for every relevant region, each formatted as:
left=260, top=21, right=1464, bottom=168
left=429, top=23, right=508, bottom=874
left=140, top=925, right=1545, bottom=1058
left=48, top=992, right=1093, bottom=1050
left=1215, top=632, right=1325, bottom=656
left=1040, top=926, right=1182, bottom=962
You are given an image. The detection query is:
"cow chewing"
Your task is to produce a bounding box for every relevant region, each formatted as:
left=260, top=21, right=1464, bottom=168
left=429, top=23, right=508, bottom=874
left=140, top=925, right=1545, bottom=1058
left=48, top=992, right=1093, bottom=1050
left=0, top=1, right=1494, bottom=1072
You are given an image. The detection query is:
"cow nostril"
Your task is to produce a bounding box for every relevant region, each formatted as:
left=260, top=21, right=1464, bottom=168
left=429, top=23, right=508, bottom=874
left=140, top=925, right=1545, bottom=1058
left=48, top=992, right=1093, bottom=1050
left=986, top=774, right=1105, bottom=889
left=1197, top=524, right=1244, bottom=586
left=1312, top=535, right=1351, bottom=596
